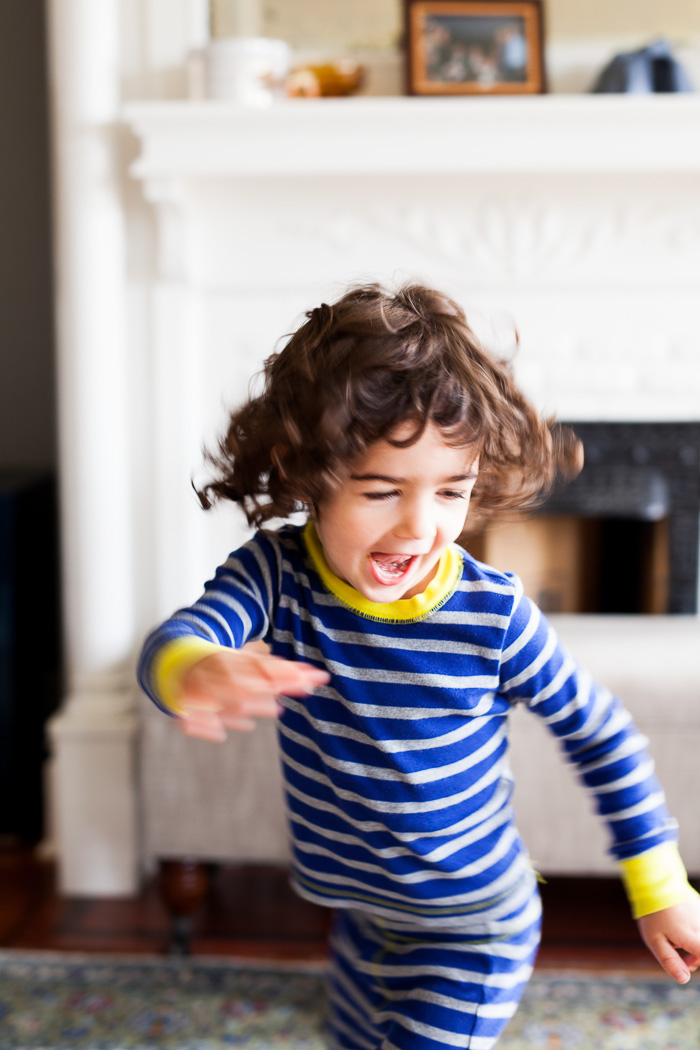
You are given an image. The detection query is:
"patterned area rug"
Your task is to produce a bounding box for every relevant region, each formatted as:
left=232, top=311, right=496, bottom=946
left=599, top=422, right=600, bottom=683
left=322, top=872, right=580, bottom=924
left=0, top=952, right=699, bottom=1049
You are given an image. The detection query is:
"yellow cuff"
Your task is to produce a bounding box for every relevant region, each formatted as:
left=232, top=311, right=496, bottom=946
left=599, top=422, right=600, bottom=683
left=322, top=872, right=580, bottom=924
left=151, top=636, right=227, bottom=716
left=619, top=843, right=699, bottom=919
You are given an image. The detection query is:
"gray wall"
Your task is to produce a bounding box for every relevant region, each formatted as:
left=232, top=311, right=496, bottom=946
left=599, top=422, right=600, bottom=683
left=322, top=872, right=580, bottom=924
left=0, top=1, right=56, bottom=471
left=212, top=0, right=700, bottom=46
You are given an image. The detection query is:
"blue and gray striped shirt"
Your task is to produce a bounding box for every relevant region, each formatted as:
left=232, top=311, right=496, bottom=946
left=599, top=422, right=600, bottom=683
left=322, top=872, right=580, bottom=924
left=138, top=522, right=678, bottom=925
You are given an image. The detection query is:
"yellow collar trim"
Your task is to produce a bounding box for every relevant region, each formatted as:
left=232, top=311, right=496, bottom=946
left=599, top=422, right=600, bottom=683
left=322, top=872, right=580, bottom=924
left=303, top=522, right=462, bottom=623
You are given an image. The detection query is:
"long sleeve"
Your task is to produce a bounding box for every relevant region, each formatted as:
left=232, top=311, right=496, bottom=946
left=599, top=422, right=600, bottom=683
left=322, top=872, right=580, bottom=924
left=137, top=530, right=282, bottom=715
left=498, top=577, right=677, bottom=862
left=498, top=577, right=697, bottom=917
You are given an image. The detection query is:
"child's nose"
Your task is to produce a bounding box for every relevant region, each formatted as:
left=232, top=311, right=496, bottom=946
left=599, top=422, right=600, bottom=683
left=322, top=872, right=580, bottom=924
left=395, top=499, right=436, bottom=543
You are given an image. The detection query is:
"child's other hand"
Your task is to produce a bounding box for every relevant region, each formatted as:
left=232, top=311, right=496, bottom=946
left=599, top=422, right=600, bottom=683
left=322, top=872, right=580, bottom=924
left=177, top=647, right=329, bottom=742
left=637, top=898, right=700, bottom=984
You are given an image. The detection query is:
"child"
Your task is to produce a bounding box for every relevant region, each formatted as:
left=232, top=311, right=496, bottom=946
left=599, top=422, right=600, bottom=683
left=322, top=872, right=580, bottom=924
left=139, top=283, right=700, bottom=1050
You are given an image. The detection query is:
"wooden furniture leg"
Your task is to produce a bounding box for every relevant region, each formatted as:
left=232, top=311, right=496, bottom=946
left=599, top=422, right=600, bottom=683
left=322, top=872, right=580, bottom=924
left=158, top=859, right=209, bottom=955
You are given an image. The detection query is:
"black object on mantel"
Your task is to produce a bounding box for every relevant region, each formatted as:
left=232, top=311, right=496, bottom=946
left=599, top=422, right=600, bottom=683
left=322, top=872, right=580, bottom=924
left=0, top=471, right=61, bottom=843
left=592, top=39, right=694, bottom=93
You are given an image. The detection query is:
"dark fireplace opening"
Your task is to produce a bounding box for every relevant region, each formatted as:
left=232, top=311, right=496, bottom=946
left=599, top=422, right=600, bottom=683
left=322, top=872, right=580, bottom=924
left=594, top=517, right=668, bottom=614
left=463, top=423, right=700, bottom=615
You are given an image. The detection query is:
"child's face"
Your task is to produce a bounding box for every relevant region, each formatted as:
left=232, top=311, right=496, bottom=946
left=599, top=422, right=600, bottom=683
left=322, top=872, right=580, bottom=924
left=314, top=423, right=479, bottom=603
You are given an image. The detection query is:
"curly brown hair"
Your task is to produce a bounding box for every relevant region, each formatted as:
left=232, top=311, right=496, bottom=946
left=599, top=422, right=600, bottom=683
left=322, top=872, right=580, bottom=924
left=196, top=283, right=581, bottom=530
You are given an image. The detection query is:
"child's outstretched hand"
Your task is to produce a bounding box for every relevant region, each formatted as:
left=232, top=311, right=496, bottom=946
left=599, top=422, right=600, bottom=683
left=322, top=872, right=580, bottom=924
left=177, top=647, right=329, bottom=742
left=638, top=898, right=700, bottom=984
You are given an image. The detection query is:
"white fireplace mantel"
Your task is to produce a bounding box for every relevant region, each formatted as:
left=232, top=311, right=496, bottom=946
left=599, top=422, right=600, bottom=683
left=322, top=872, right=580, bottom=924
left=125, top=95, right=700, bottom=181
left=125, top=94, right=700, bottom=426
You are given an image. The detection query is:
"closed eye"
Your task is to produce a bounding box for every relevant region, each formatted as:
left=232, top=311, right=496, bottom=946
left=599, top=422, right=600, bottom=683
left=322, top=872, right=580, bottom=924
left=364, top=488, right=469, bottom=502
left=364, top=490, right=399, bottom=501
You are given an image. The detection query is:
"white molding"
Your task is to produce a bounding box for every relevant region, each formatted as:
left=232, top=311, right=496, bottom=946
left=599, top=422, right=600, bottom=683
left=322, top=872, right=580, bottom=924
left=125, top=95, right=700, bottom=179
left=48, top=692, right=139, bottom=895
left=125, top=95, right=700, bottom=426
left=44, top=0, right=208, bottom=897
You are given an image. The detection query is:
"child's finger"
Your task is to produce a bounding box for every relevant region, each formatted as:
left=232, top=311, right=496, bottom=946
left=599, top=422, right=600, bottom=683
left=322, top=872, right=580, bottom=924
left=254, top=657, right=330, bottom=692
left=179, top=711, right=227, bottom=743
left=182, top=706, right=259, bottom=734
left=183, top=660, right=328, bottom=706
left=680, top=950, right=700, bottom=971
left=184, top=688, right=284, bottom=717
left=232, top=697, right=281, bottom=719
left=652, top=938, right=692, bottom=984
left=180, top=696, right=224, bottom=713
left=181, top=680, right=275, bottom=709
left=677, top=933, right=700, bottom=971
left=219, top=712, right=258, bottom=731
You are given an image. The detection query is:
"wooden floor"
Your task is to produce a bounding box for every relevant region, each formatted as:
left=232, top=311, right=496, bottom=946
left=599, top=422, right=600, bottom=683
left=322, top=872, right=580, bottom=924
left=0, top=845, right=662, bottom=973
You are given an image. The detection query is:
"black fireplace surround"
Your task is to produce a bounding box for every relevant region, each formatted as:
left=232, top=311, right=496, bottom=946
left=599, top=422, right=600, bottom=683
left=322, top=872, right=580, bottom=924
left=540, top=423, right=700, bottom=614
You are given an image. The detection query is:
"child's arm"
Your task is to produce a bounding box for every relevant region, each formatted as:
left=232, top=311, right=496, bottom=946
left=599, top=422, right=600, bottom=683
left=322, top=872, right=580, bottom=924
left=158, top=642, right=328, bottom=742
left=138, top=531, right=328, bottom=739
left=498, top=579, right=699, bottom=981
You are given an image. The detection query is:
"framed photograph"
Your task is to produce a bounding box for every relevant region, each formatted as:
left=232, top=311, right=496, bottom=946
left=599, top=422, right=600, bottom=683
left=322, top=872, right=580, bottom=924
left=404, top=1, right=546, bottom=96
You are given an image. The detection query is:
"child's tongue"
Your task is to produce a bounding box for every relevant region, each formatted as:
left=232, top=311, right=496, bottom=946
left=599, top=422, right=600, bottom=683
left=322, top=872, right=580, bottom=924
left=371, top=552, right=412, bottom=582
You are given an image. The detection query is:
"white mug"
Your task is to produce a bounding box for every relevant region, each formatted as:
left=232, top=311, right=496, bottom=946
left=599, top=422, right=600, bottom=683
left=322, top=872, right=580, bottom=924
left=203, top=37, right=291, bottom=105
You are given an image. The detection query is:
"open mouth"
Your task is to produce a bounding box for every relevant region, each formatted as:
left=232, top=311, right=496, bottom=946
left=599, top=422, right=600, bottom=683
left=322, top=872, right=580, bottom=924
left=369, top=553, right=416, bottom=586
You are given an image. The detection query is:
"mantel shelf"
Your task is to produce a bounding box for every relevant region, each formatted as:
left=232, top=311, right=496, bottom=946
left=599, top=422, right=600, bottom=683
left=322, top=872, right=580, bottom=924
left=125, top=95, right=700, bottom=180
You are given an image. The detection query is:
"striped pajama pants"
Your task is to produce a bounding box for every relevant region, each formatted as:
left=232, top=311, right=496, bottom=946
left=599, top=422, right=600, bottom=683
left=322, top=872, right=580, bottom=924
left=326, top=888, right=542, bottom=1050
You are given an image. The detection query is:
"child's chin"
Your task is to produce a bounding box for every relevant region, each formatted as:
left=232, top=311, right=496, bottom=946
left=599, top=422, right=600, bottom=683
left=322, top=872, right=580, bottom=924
left=361, top=579, right=411, bottom=603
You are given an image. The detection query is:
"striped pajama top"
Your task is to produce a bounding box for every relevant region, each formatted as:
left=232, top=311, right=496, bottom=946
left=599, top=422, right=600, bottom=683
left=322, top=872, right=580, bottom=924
left=138, top=522, right=683, bottom=926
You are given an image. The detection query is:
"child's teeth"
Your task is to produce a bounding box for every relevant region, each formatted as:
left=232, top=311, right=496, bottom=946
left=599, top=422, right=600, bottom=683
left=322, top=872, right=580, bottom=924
left=374, top=554, right=411, bottom=574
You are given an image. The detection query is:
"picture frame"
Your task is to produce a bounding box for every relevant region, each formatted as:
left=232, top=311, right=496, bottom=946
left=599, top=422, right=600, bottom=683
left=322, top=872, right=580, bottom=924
left=404, top=1, right=546, bottom=96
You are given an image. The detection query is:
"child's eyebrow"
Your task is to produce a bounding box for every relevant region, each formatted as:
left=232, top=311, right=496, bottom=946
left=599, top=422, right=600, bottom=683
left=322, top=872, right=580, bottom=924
left=350, top=473, right=402, bottom=483
left=350, top=473, right=478, bottom=484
